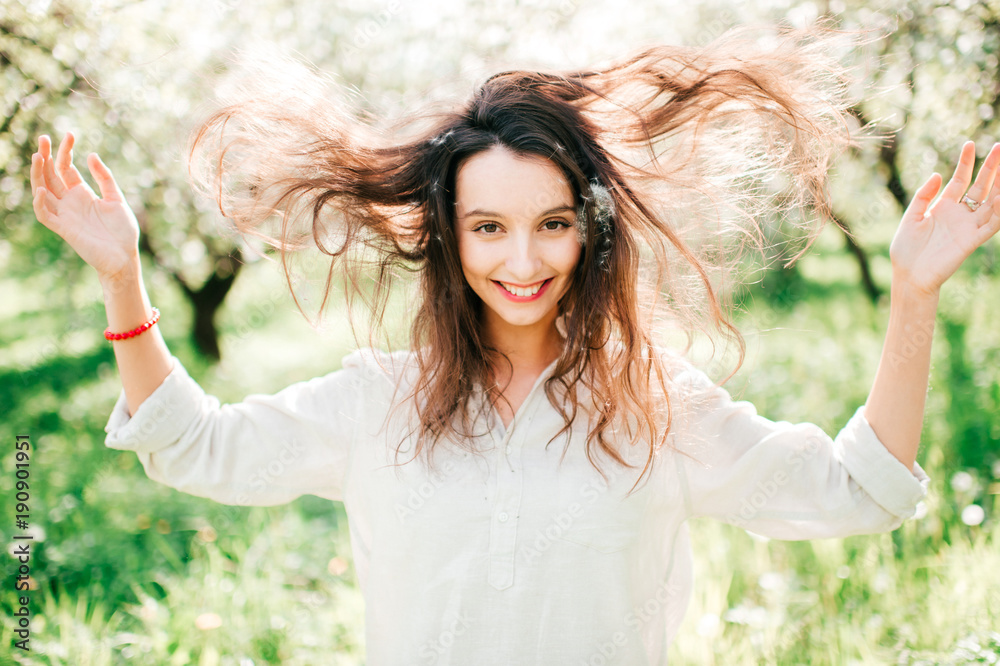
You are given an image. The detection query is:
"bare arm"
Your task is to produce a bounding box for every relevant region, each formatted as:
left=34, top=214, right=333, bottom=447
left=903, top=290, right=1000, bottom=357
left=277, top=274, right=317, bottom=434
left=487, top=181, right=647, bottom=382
left=30, top=132, right=173, bottom=416
left=863, top=283, right=938, bottom=472
left=864, top=140, right=1000, bottom=472
left=98, top=258, right=173, bottom=416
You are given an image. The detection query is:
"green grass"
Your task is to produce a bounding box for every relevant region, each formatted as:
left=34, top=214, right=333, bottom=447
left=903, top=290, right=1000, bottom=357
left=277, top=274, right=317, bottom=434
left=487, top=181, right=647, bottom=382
left=2, top=240, right=999, bottom=664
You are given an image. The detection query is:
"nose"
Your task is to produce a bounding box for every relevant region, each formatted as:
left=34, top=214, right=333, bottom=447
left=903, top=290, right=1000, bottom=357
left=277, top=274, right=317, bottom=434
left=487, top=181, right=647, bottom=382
left=504, top=229, right=543, bottom=281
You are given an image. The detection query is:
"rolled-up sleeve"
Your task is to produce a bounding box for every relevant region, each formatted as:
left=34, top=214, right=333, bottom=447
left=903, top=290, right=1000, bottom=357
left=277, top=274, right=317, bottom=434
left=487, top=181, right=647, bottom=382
left=104, top=352, right=376, bottom=506
left=670, top=362, right=930, bottom=539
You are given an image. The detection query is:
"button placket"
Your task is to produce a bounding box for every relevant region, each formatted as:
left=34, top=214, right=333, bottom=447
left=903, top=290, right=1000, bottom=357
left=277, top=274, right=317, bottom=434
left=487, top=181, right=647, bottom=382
left=488, top=423, right=521, bottom=590
left=489, top=385, right=542, bottom=590
left=486, top=363, right=553, bottom=592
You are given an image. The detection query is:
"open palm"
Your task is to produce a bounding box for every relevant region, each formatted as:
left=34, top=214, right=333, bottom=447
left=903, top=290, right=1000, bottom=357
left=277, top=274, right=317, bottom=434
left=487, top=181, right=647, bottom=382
left=890, top=141, right=1000, bottom=297
left=30, top=132, right=141, bottom=280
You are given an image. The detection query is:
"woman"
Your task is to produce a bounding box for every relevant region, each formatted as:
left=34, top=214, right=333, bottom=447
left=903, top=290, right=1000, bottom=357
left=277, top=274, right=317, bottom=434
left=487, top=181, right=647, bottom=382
left=30, top=25, right=1000, bottom=664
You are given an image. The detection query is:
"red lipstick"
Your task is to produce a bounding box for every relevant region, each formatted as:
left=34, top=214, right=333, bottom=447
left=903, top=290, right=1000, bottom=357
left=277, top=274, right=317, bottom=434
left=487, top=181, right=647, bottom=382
left=492, top=278, right=552, bottom=302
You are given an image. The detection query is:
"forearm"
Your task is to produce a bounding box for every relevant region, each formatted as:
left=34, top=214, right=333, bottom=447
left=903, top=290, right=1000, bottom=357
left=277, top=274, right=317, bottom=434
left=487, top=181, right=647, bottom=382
left=99, top=255, right=174, bottom=417
left=863, top=280, right=940, bottom=473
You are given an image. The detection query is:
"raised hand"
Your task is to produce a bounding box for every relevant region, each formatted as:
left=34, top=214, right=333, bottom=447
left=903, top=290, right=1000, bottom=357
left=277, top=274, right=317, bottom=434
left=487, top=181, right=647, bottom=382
left=889, top=141, right=1000, bottom=298
left=29, top=132, right=142, bottom=281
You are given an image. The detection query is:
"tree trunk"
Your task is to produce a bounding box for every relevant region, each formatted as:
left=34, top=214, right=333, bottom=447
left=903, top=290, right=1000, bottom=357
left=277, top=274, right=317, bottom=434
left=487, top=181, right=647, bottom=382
left=137, top=227, right=243, bottom=362
left=832, top=213, right=881, bottom=303
left=176, top=250, right=244, bottom=361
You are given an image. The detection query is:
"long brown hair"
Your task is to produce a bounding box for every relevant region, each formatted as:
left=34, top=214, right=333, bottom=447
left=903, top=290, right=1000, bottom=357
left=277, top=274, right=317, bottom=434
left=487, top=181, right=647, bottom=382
left=188, top=22, right=862, bottom=493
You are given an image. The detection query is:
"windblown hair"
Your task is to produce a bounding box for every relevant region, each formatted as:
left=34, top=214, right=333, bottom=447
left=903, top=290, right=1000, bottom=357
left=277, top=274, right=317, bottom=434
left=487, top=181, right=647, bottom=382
left=188, top=22, right=863, bottom=494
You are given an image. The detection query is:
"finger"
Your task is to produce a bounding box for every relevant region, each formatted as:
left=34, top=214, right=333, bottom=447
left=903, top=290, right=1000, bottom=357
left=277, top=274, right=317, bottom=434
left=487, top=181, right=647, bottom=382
left=941, top=141, right=976, bottom=202
left=905, top=172, right=942, bottom=222
left=32, top=186, right=61, bottom=231
left=965, top=142, right=1000, bottom=205
left=55, top=131, right=85, bottom=190
left=974, top=198, right=1000, bottom=246
left=29, top=153, right=43, bottom=198
left=980, top=175, right=1000, bottom=227
left=41, top=153, right=69, bottom=198
left=38, top=135, right=52, bottom=161
left=87, top=153, right=124, bottom=202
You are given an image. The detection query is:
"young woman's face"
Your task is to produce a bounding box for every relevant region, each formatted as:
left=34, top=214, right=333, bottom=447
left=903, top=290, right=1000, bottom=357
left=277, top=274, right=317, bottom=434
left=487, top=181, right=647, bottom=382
left=454, top=145, right=582, bottom=336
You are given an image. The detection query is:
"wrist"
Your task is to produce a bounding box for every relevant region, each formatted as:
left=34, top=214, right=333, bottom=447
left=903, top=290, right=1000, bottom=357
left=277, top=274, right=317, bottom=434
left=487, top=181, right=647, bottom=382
left=887, top=280, right=940, bottom=337
left=890, top=273, right=941, bottom=306
left=99, top=256, right=143, bottom=295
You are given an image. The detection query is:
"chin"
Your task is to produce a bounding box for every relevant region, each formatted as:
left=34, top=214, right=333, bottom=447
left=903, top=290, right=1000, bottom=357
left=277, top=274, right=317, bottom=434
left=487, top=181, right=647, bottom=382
left=487, top=302, right=556, bottom=328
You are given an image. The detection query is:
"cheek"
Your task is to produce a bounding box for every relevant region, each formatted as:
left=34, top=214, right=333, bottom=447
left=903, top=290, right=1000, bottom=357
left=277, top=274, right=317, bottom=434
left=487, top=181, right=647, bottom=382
left=555, top=237, right=583, bottom=274
left=456, top=234, right=489, bottom=281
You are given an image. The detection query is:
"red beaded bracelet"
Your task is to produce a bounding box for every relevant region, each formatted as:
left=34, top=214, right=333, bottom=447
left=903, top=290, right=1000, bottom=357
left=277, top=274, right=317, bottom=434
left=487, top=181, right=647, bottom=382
left=105, top=307, right=160, bottom=341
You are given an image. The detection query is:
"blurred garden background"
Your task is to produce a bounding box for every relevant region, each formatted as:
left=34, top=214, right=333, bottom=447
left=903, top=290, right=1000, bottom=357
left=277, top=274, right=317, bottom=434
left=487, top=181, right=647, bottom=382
left=2, top=0, right=1000, bottom=663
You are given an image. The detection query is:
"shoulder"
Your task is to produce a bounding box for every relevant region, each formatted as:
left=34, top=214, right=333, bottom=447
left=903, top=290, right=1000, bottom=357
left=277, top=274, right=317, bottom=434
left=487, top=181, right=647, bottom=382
left=589, top=342, right=720, bottom=407
left=647, top=347, right=740, bottom=437
left=648, top=346, right=719, bottom=396
left=339, top=347, right=420, bottom=391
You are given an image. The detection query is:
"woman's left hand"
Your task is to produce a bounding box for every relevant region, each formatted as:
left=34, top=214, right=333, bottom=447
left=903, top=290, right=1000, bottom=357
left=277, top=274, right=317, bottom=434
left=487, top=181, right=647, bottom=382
left=889, top=140, right=1000, bottom=298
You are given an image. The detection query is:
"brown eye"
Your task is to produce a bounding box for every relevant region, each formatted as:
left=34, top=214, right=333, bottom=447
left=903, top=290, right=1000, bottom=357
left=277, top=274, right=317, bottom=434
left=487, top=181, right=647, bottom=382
left=475, top=222, right=499, bottom=233
left=543, top=219, right=569, bottom=230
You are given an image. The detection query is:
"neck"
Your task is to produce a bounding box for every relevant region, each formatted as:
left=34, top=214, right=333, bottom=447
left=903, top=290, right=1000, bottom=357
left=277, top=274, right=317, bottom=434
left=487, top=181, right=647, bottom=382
left=482, top=309, right=564, bottom=379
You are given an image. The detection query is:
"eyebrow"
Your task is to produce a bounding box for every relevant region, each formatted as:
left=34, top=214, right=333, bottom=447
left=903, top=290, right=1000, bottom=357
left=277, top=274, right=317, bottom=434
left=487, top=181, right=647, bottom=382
left=459, top=204, right=576, bottom=221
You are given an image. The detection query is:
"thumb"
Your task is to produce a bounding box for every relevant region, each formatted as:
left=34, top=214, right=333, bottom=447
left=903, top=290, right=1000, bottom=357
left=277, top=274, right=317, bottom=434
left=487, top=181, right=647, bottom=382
left=87, top=153, right=125, bottom=203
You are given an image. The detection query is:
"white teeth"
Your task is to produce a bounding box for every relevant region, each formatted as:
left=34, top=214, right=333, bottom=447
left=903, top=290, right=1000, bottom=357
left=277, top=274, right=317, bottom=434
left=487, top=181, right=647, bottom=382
left=500, top=281, right=544, bottom=297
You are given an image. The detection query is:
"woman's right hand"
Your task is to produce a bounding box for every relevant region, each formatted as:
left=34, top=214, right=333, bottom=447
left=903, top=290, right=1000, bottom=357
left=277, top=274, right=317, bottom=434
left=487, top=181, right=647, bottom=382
left=30, top=132, right=142, bottom=282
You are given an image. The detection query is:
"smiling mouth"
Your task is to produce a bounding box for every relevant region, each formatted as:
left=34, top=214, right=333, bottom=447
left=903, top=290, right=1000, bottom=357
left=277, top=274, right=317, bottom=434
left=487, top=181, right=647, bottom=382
left=493, top=278, right=552, bottom=299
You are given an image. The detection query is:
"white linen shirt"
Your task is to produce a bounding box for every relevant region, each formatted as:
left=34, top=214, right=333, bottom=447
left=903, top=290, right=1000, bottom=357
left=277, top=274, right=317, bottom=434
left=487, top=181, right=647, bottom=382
left=104, top=347, right=930, bottom=665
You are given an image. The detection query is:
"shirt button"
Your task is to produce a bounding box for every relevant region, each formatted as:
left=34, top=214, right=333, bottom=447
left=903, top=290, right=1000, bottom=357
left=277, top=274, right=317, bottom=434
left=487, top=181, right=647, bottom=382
left=505, top=445, right=512, bottom=455
left=498, top=512, right=509, bottom=522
